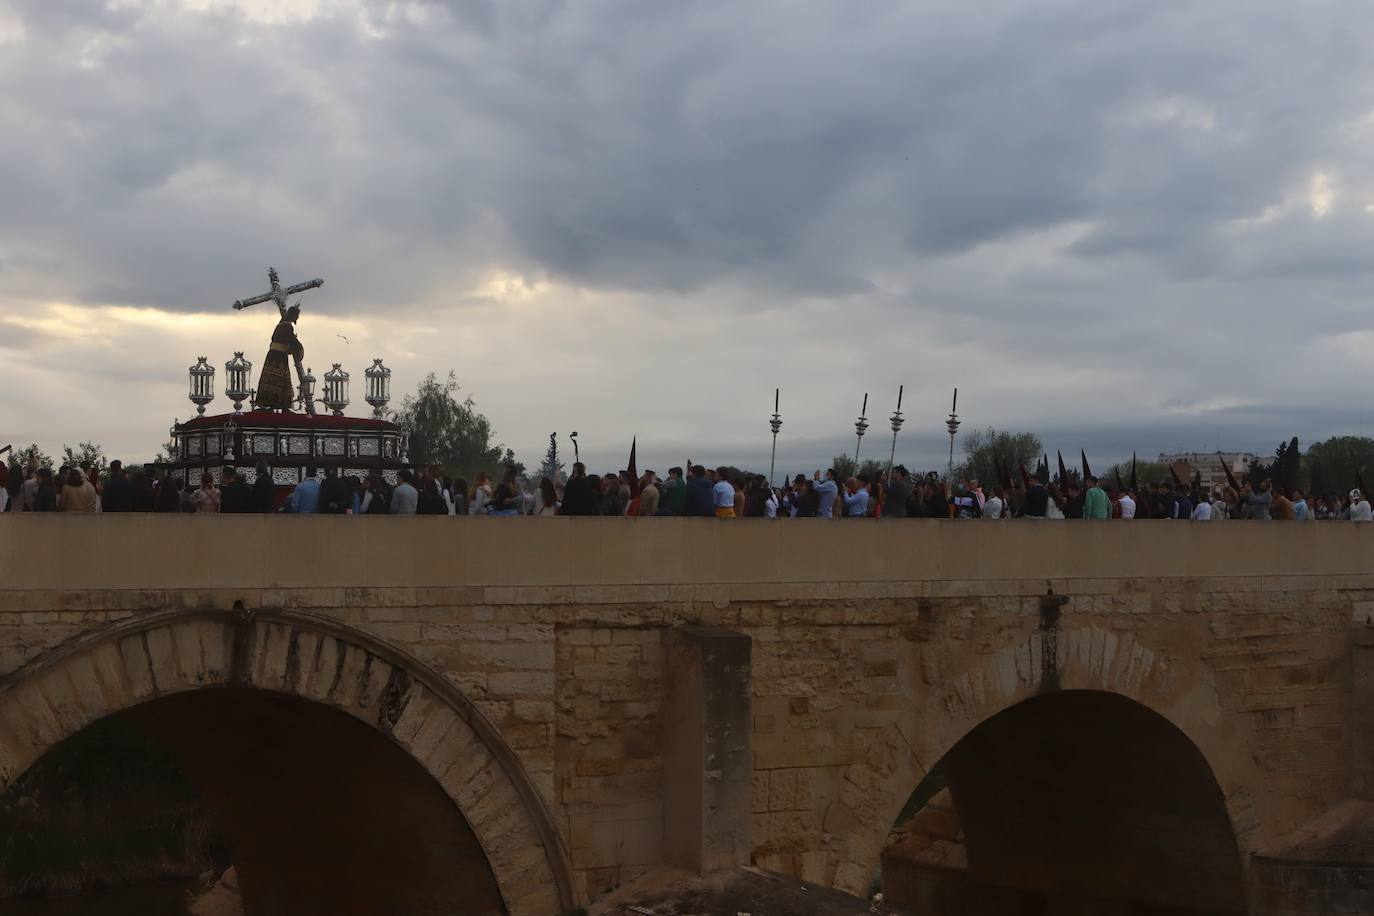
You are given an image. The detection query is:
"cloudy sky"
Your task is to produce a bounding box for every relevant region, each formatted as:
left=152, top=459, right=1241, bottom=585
left=4, top=0, right=1374, bottom=475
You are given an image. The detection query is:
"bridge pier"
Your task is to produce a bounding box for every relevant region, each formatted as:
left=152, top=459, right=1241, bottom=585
left=1248, top=624, right=1374, bottom=915
left=662, top=625, right=752, bottom=875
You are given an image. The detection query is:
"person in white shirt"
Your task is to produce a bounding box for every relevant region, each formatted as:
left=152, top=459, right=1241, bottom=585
left=1350, top=489, right=1373, bottom=522
left=1190, top=499, right=1213, bottom=521
left=983, top=486, right=1006, bottom=519
left=1118, top=491, right=1137, bottom=519
left=763, top=488, right=778, bottom=519
left=534, top=478, right=560, bottom=517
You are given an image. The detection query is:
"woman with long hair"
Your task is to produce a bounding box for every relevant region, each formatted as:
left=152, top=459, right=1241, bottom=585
left=535, top=477, right=559, bottom=517
left=451, top=478, right=469, bottom=517
left=489, top=467, right=522, bottom=516
left=59, top=468, right=97, bottom=513
left=190, top=472, right=221, bottom=513
left=469, top=471, right=492, bottom=515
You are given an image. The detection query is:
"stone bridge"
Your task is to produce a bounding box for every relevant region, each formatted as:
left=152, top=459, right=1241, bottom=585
left=1, top=517, right=1372, bottom=915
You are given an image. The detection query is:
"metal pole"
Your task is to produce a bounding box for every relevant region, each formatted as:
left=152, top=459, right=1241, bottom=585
left=854, top=393, right=869, bottom=468
left=945, top=387, right=960, bottom=497
left=768, top=388, right=782, bottom=489
left=886, top=385, right=904, bottom=484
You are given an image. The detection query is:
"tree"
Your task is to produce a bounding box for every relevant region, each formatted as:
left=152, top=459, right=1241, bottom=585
left=14, top=443, right=52, bottom=470
left=1245, top=453, right=1271, bottom=487
left=393, top=372, right=516, bottom=480
left=62, top=441, right=108, bottom=476
left=499, top=449, right=526, bottom=480
left=1304, top=436, right=1374, bottom=496
left=1271, top=437, right=1301, bottom=493
left=538, top=433, right=564, bottom=483
left=954, top=428, right=1042, bottom=486
left=828, top=455, right=888, bottom=482
left=1102, top=460, right=1172, bottom=490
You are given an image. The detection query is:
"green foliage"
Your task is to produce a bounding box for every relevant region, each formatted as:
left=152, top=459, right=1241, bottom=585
left=1304, top=436, right=1374, bottom=496
left=14, top=443, right=52, bottom=469
left=829, top=455, right=887, bottom=482
left=538, top=432, right=564, bottom=483
left=61, top=441, right=108, bottom=476
left=1272, top=437, right=1301, bottom=492
left=955, top=428, right=1042, bottom=485
left=1246, top=454, right=1272, bottom=487
left=393, top=371, right=517, bottom=480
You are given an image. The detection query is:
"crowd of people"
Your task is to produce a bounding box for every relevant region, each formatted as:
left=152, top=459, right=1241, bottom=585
left=2, top=456, right=1371, bottom=521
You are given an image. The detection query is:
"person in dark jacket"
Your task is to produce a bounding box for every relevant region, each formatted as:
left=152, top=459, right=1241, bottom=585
left=249, top=461, right=275, bottom=512
left=363, top=473, right=391, bottom=514
left=32, top=468, right=57, bottom=511
left=416, top=469, right=448, bottom=515
left=884, top=466, right=911, bottom=519
left=684, top=465, right=714, bottom=517
left=101, top=461, right=133, bottom=512
left=1021, top=480, right=1049, bottom=519
left=220, top=466, right=251, bottom=513
left=319, top=467, right=351, bottom=514
left=558, top=463, right=598, bottom=516
left=656, top=467, right=687, bottom=516
left=1062, top=483, right=1085, bottom=520
left=129, top=471, right=156, bottom=512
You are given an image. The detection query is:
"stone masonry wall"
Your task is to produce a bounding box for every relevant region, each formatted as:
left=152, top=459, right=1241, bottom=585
left=1, top=517, right=1371, bottom=904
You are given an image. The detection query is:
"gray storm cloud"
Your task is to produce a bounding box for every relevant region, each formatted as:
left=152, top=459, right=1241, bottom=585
left=3, top=0, right=1374, bottom=470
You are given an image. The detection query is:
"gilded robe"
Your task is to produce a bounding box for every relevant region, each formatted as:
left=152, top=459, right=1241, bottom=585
left=255, top=318, right=304, bottom=410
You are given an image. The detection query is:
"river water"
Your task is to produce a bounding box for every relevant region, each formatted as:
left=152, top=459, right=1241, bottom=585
left=1, top=882, right=194, bottom=915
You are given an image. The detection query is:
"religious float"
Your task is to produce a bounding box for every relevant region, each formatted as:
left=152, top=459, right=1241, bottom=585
left=158, top=267, right=414, bottom=503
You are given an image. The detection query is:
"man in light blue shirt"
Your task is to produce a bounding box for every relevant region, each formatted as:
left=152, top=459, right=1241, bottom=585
left=841, top=478, right=870, bottom=517
left=812, top=469, right=839, bottom=519
left=285, top=466, right=321, bottom=514
left=1292, top=489, right=1309, bottom=520
left=389, top=469, right=419, bottom=515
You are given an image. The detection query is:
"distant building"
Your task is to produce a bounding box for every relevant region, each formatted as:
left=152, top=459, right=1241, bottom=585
left=1157, top=452, right=1256, bottom=494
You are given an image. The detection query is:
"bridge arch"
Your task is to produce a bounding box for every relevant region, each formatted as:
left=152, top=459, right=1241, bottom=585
left=823, top=624, right=1255, bottom=900
left=0, top=606, right=576, bottom=915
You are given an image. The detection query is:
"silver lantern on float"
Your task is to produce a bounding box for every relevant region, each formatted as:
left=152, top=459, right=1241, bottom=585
left=299, top=366, right=316, bottom=410
left=364, top=358, right=391, bottom=418
left=322, top=363, right=350, bottom=416
left=225, top=351, right=252, bottom=414
left=188, top=356, right=215, bottom=416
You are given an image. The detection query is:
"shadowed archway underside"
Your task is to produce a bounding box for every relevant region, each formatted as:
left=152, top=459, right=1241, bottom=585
left=119, top=688, right=505, bottom=915
left=0, top=609, right=575, bottom=915
left=885, top=690, right=1247, bottom=915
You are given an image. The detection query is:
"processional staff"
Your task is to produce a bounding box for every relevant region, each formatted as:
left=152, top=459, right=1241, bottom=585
left=945, top=387, right=960, bottom=494
left=854, top=393, right=869, bottom=467
left=768, top=389, right=782, bottom=488
left=885, top=385, right=904, bottom=483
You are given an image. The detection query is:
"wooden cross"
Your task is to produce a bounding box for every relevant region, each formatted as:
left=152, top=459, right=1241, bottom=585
left=231, top=267, right=324, bottom=415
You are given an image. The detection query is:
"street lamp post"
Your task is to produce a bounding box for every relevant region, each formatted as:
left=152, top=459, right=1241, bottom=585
left=854, top=393, right=869, bottom=467
left=768, top=388, right=782, bottom=489
left=885, top=385, right=905, bottom=484
left=945, top=387, right=961, bottom=494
